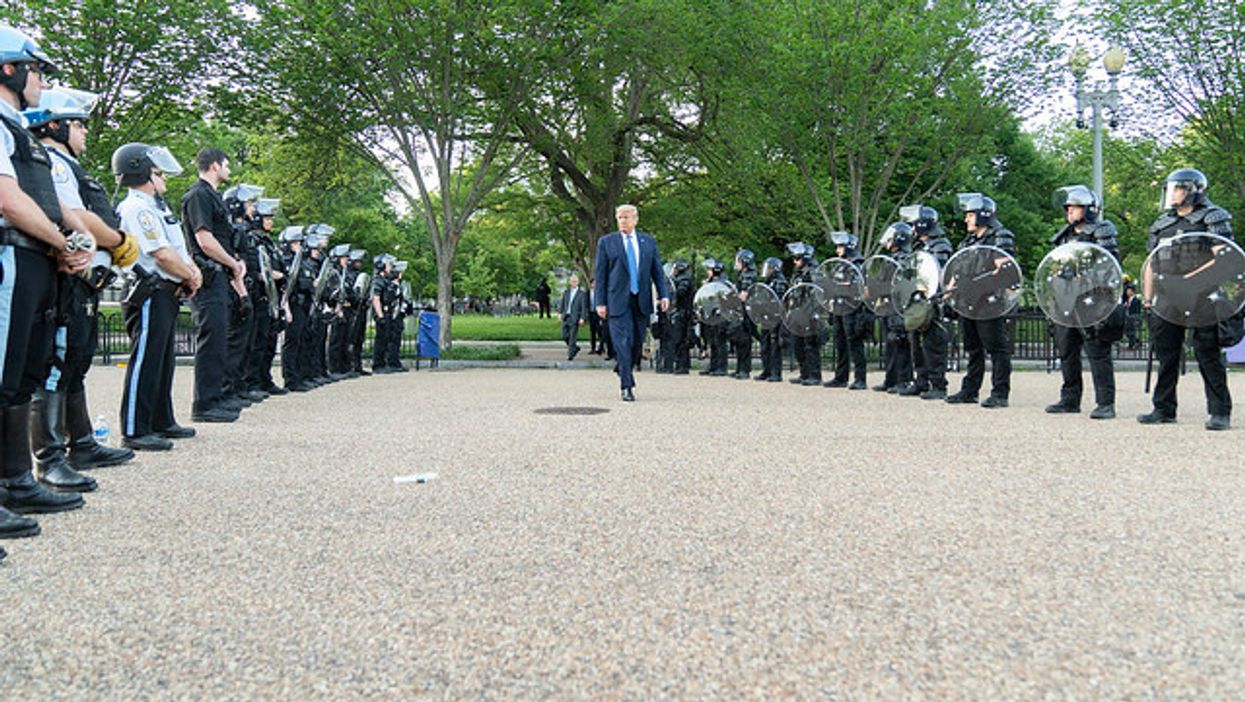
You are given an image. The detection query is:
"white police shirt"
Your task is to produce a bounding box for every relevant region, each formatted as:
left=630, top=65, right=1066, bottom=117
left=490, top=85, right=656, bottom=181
left=117, top=188, right=191, bottom=283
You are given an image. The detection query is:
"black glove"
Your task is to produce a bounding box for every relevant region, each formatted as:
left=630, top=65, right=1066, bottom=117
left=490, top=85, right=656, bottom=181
left=236, top=295, right=253, bottom=322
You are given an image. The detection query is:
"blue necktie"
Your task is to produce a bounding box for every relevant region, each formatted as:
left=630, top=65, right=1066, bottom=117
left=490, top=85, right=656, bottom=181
left=625, top=235, right=639, bottom=294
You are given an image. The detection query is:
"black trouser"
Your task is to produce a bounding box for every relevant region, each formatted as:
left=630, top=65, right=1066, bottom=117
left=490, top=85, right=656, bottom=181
left=589, top=312, right=602, bottom=352
left=914, top=319, right=949, bottom=392
left=832, top=314, right=867, bottom=384
left=669, top=313, right=691, bottom=372
left=730, top=321, right=755, bottom=375
left=350, top=307, right=367, bottom=372
left=189, top=272, right=229, bottom=410
left=246, top=306, right=277, bottom=390
left=959, top=316, right=1010, bottom=399
left=1149, top=315, right=1230, bottom=417
left=792, top=334, right=822, bottom=381
left=329, top=309, right=354, bottom=373
left=44, top=276, right=98, bottom=395
left=759, top=327, right=783, bottom=379
left=282, top=299, right=309, bottom=387
left=538, top=300, right=550, bottom=318
left=386, top=315, right=404, bottom=367
left=372, top=316, right=389, bottom=367
left=562, top=318, right=580, bottom=358
left=0, top=247, right=56, bottom=409
left=705, top=325, right=728, bottom=373
left=881, top=325, right=911, bottom=388
left=1053, top=325, right=1114, bottom=408
left=225, top=289, right=256, bottom=396
left=120, top=286, right=178, bottom=438
left=303, top=311, right=328, bottom=377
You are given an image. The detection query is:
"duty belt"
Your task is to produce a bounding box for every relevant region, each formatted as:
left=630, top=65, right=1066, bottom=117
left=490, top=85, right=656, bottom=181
left=0, top=227, right=54, bottom=255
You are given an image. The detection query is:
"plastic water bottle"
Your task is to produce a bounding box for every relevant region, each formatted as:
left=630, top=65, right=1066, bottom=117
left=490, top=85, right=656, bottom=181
left=93, top=415, right=111, bottom=446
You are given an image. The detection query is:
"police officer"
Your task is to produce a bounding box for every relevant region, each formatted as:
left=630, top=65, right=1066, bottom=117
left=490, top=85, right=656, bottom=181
left=825, top=231, right=870, bottom=390
left=24, top=87, right=140, bottom=491
left=180, top=147, right=243, bottom=422
left=115, top=143, right=201, bottom=450
left=1139, top=169, right=1234, bottom=430
left=347, top=249, right=370, bottom=376
left=301, top=225, right=333, bottom=384
left=786, top=242, right=824, bottom=386
left=872, top=224, right=916, bottom=393
left=666, top=258, right=694, bottom=374
left=0, top=25, right=92, bottom=532
left=371, top=254, right=397, bottom=373
left=279, top=226, right=314, bottom=392
left=945, top=194, right=1016, bottom=408
left=388, top=260, right=411, bottom=372
left=905, top=205, right=954, bottom=400
left=729, top=250, right=759, bottom=379
left=223, top=183, right=266, bottom=405
left=244, top=197, right=289, bottom=396
left=1045, top=185, right=1122, bottom=419
left=753, top=256, right=788, bottom=382
left=698, top=258, right=729, bottom=377
left=327, top=243, right=355, bottom=377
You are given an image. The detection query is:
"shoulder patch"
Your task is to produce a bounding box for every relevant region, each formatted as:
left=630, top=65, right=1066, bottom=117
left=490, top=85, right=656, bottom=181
left=51, top=160, right=72, bottom=184
left=139, top=211, right=159, bottom=241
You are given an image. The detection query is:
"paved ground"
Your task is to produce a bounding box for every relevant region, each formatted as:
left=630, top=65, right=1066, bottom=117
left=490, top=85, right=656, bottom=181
left=2, top=364, right=1244, bottom=700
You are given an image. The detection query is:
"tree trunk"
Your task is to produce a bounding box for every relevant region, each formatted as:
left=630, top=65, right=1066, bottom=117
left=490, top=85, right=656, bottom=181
left=436, top=244, right=456, bottom=351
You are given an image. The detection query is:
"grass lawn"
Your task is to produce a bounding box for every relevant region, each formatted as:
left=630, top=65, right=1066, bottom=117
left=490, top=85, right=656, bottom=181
left=441, top=343, right=523, bottom=360
left=451, top=314, right=589, bottom=341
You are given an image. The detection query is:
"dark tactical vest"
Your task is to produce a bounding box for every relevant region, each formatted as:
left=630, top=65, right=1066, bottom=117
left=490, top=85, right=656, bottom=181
left=1052, top=219, right=1120, bottom=259
left=1, top=112, right=63, bottom=233
left=1148, top=203, right=1234, bottom=252
left=55, top=150, right=120, bottom=229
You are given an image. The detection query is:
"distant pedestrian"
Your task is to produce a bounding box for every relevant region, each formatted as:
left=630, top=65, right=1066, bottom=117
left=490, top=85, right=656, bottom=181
left=535, top=279, right=551, bottom=318
left=559, top=274, right=588, bottom=360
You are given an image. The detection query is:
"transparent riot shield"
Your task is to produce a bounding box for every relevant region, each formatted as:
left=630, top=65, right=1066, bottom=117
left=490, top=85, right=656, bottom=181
left=862, top=255, right=900, bottom=316
left=892, top=250, right=940, bottom=313
left=1034, top=241, right=1123, bottom=328
left=694, top=280, right=741, bottom=326
left=782, top=282, right=828, bottom=337
left=818, top=257, right=864, bottom=316
left=1142, top=232, right=1245, bottom=327
left=745, top=283, right=784, bottom=331
left=941, top=245, right=1023, bottom=320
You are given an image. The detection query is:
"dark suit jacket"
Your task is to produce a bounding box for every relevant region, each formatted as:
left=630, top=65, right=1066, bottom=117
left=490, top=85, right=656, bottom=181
left=593, top=230, right=669, bottom=318
left=560, top=287, right=587, bottom=326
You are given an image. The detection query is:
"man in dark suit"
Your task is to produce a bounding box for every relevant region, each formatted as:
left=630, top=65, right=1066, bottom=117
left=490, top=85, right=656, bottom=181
left=559, top=274, right=588, bottom=360
left=594, top=204, right=669, bottom=401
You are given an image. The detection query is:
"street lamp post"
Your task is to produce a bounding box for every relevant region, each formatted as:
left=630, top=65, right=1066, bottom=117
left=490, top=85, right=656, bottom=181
left=1071, top=46, right=1126, bottom=208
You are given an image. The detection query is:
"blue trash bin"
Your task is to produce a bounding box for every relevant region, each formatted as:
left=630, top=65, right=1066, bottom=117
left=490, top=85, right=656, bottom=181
left=418, top=312, right=440, bottom=360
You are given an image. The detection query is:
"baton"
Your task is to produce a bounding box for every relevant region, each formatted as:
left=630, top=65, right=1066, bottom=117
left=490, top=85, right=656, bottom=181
left=1144, top=339, right=1154, bottom=394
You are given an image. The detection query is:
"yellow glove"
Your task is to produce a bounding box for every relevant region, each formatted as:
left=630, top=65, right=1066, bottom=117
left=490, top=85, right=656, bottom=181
left=111, top=230, right=140, bottom=268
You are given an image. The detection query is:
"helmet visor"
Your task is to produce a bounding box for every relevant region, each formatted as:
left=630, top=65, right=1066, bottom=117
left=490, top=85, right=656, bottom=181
left=146, top=146, right=183, bottom=177
left=1161, top=181, right=1191, bottom=211
left=898, top=205, right=922, bottom=223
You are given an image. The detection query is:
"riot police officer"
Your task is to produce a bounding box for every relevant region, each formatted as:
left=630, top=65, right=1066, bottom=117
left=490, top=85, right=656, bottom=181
left=754, top=256, right=788, bottom=382
left=280, top=226, right=314, bottom=392
left=328, top=244, right=355, bottom=377
left=347, top=249, right=370, bottom=376
left=945, top=194, right=1016, bottom=408
left=786, top=242, right=824, bottom=385
left=698, top=258, right=729, bottom=376
left=222, top=183, right=265, bottom=405
left=871, top=224, right=916, bottom=393
left=666, top=259, right=694, bottom=374
left=387, top=259, right=411, bottom=373
left=24, top=87, right=139, bottom=491
left=904, top=205, right=953, bottom=400
left=728, top=250, right=759, bottom=379
left=371, top=254, right=397, bottom=373
left=1139, top=169, right=1234, bottom=430
left=244, top=197, right=289, bottom=396
left=825, top=231, right=870, bottom=390
left=114, top=143, right=201, bottom=451
left=1045, top=185, right=1122, bottom=419
left=0, top=25, right=92, bottom=531
left=301, top=225, right=334, bottom=384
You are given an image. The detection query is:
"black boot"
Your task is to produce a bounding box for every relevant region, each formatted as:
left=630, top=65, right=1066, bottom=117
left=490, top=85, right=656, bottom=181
left=0, top=402, right=84, bottom=514
left=31, top=390, right=96, bottom=492
left=66, top=390, right=134, bottom=470
left=0, top=487, right=40, bottom=538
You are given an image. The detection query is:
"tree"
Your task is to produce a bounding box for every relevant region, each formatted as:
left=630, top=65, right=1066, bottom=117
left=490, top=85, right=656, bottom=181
left=11, top=0, right=232, bottom=178
left=251, top=0, right=530, bottom=349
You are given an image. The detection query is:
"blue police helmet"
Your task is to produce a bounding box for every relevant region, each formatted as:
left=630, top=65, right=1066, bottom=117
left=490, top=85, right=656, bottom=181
left=0, top=25, right=57, bottom=73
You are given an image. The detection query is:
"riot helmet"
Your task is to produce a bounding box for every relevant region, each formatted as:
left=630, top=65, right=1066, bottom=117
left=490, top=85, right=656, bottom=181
left=829, top=231, right=858, bottom=251
left=958, top=192, right=997, bottom=229
left=702, top=257, right=724, bottom=274
left=254, top=198, right=280, bottom=217
left=330, top=243, right=350, bottom=259
left=878, top=222, right=913, bottom=253
left=372, top=254, right=389, bottom=271
left=348, top=248, right=367, bottom=262
left=672, top=258, right=689, bottom=274
left=394, top=260, right=408, bottom=274
left=306, top=223, right=336, bottom=239
left=111, top=143, right=184, bottom=187
left=278, top=225, right=305, bottom=244
left=761, top=256, right=783, bottom=279
left=0, top=25, right=58, bottom=109
left=899, top=204, right=940, bottom=237
left=1053, top=185, right=1100, bottom=224
left=1161, top=168, right=1209, bottom=210
left=223, top=183, right=264, bottom=221
left=786, top=241, right=813, bottom=260
left=735, top=249, right=756, bottom=269
left=23, top=87, right=96, bottom=153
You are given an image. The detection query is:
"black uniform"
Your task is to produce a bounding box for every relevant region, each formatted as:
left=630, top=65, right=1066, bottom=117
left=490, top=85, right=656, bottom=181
left=666, top=267, right=694, bottom=373
left=698, top=271, right=730, bottom=377
left=330, top=263, right=358, bottom=375
left=1145, top=202, right=1234, bottom=421
left=226, top=220, right=259, bottom=398
left=911, top=231, right=954, bottom=397
left=755, top=272, right=788, bottom=382
left=829, top=250, right=870, bottom=389
left=282, top=246, right=314, bottom=390
left=790, top=259, right=824, bottom=385
left=181, top=178, right=238, bottom=414
left=302, top=254, right=330, bottom=382
left=951, top=223, right=1016, bottom=402
left=372, top=273, right=400, bottom=371
left=245, top=229, right=285, bottom=393
left=1049, top=219, right=1122, bottom=412
left=349, top=264, right=369, bottom=374
left=729, top=266, right=758, bottom=378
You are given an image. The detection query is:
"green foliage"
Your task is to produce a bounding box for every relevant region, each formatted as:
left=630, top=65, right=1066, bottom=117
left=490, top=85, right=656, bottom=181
left=450, top=315, right=586, bottom=342
left=441, top=344, right=522, bottom=361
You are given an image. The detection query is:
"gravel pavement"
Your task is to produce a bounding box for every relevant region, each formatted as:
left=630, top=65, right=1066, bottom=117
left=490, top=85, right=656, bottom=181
left=2, top=364, right=1244, bottom=700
